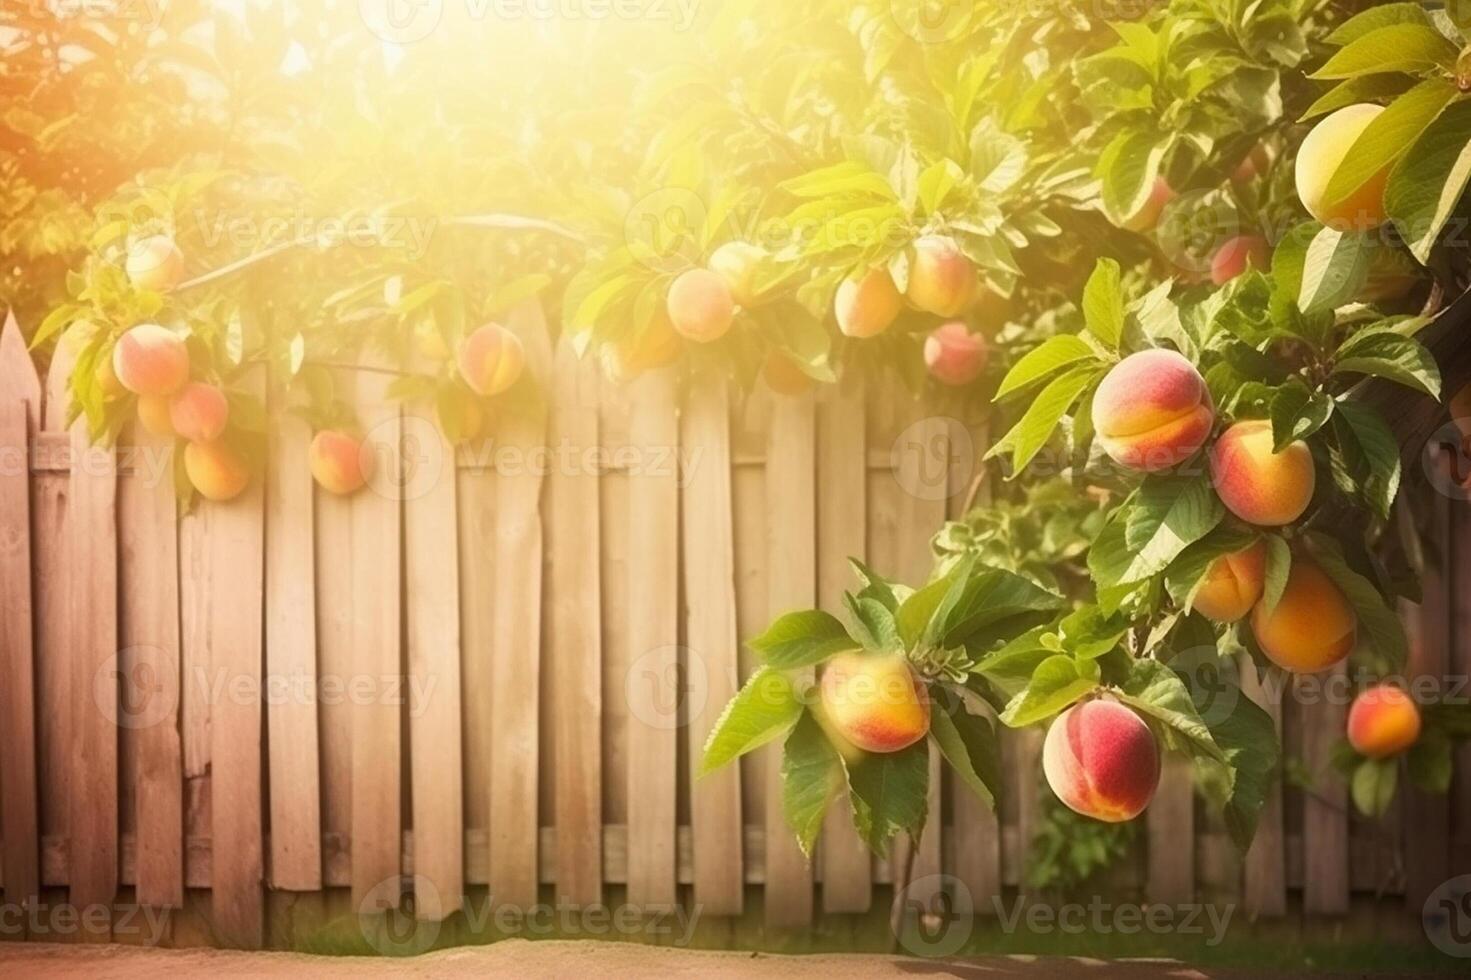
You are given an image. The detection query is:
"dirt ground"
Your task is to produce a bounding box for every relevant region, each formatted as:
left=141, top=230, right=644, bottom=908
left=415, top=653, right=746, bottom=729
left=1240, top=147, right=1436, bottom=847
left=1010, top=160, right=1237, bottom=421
left=0, top=939, right=1219, bottom=978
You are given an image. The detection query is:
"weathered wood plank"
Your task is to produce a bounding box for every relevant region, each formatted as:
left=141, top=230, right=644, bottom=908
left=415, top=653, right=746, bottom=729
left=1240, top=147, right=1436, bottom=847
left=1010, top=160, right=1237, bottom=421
left=349, top=360, right=402, bottom=914
left=67, top=404, right=118, bottom=939
left=1403, top=488, right=1451, bottom=911
left=405, top=398, right=464, bottom=920
left=115, top=423, right=183, bottom=910
left=263, top=389, right=321, bottom=892
left=763, top=387, right=816, bottom=928
left=1147, top=754, right=1195, bottom=903
left=487, top=302, right=552, bottom=910
left=0, top=311, right=41, bottom=916
left=1454, top=501, right=1471, bottom=876
left=818, top=377, right=872, bottom=914
left=623, top=368, right=679, bottom=910
left=207, top=370, right=266, bottom=948
left=1299, top=666, right=1349, bottom=915
left=680, top=374, right=744, bottom=916
left=1240, top=659, right=1285, bottom=917
left=547, top=342, right=603, bottom=907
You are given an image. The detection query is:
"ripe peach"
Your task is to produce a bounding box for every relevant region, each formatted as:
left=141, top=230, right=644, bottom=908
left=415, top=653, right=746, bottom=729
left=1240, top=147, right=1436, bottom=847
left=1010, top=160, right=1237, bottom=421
left=666, top=268, right=734, bottom=342
left=309, top=429, right=372, bottom=495
left=1209, top=420, right=1316, bottom=526
left=1193, top=540, right=1267, bottom=623
left=834, top=267, right=902, bottom=338
left=1210, top=235, right=1271, bottom=285
left=1043, top=699, right=1160, bottom=823
left=112, top=324, right=189, bottom=396
left=1250, top=562, right=1356, bottom=673
left=184, top=440, right=250, bottom=502
left=1092, top=349, right=1214, bottom=472
left=125, top=235, right=186, bottom=292
left=168, top=382, right=229, bottom=443
left=1347, top=684, right=1421, bottom=759
left=906, top=235, right=977, bottom=317
left=136, top=394, right=174, bottom=437
left=708, top=240, right=767, bottom=307
left=923, top=321, right=988, bottom=386
left=762, top=350, right=815, bottom=396
left=1295, top=104, right=1389, bottom=229
left=817, top=650, right=930, bottom=753
left=1120, top=177, right=1175, bottom=233
left=457, top=323, right=525, bottom=397
left=600, top=317, right=681, bottom=383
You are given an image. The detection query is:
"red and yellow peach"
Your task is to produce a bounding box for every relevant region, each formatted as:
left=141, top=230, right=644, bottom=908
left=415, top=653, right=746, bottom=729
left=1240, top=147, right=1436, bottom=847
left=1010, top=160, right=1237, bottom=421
left=1042, top=699, right=1160, bottom=823
left=1250, top=562, right=1357, bottom=673
left=184, top=439, right=250, bottom=502
left=817, top=651, right=930, bottom=753
left=1347, top=684, right=1421, bottom=758
left=457, top=323, right=525, bottom=396
left=923, top=321, right=988, bottom=386
left=136, top=394, right=174, bottom=437
left=666, top=268, right=735, bottom=342
left=1295, top=104, right=1389, bottom=230
left=125, top=235, right=186, bottom=292
left=309, top=429, right=372, bottom=495
left=1209, top=420, right=1315, bottom=526
left=1193, top=540, right=1267, bottom=623
left=834, top=266, right=903, bottom=338
left=1092, top=349, right=1214, bottom=472
left=112, top=324, right=189, bottom=397
left=1120, top=177, right=1175, bottom=233
left=708, top=240, right=767, bottom=307
left=168, top=382, right=229, bottom=443
left=906, top=235, right=976, bottom=317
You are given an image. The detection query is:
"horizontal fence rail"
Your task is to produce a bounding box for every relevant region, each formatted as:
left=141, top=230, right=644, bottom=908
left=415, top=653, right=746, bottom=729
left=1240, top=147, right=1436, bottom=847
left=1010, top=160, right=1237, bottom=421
left=0, top=305, right=1466, bottom=949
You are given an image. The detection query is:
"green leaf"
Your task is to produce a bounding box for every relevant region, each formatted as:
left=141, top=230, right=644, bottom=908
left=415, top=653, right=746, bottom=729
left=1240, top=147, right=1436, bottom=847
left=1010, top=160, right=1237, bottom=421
left=781, top=711, right=842, bottom=857
left=843, top=593, right=900, bottom=652
left=1306, top=532, right=1408, bottom=668
left=994, top=334, right=1100, bottom=401
left=700, top=667, right=803, bottom=774
left=1323, top=79, right=1457, bottom=209
left=1192, top=673, right=1281, bottom=850
left=990, top=365, right=1100, bottom=475
left=1297, top=227, right=1372, bottom=316
left=1300, top=74, right=1417, bottom=121
left=1327, top=3, right=1432, bottom=46
left=1351, top=757, right=1397, bottom=817
left=928, top=566, right=1068, bottom=648
left=929, top=699, right=1001, bottom=809
left=1332, top=400, right=1403, bottom=518
left=1268, top=383, right=1334, bottom=450
left=1116, top=476, right=1225, bottom=585
left=844, top=741, right=930, bottom=856
left=1082, top=258, right=1124, bottom=350
left=1260, top=534, right=1291, bottom=618
left=1097, top=130, right=1168, bottom=225
left=999, top=654, right=1100, bottom=727
left=1332, top=332, right=1441, bottom=397
left=1117, top=660, right=1228, bottom=773
left=1386, top=99, right=1471, bottom=263
left=748, top=610, right=856, bottom=669
left=1308, top=24, right=1458, bottom=80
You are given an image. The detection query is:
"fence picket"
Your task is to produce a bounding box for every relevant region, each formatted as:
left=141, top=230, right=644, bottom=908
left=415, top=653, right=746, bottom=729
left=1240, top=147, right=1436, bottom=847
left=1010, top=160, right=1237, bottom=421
left=1240, top=659, right=1286, bottom=917
left=624, top=368, right=679, bottom=910
left=681, top=373, right=744, bottom=916
left=1299, top=665, right=1349, bottom=915
left=818, top=377, right=872, bottom=914
left=0, top=312, right=41, bottom=918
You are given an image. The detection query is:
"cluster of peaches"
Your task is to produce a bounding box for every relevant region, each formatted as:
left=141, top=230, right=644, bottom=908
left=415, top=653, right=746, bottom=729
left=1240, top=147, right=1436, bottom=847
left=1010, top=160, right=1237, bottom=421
left=101, top=235, right=529, bottom=502
left=659, top=234, right=990, bottom=392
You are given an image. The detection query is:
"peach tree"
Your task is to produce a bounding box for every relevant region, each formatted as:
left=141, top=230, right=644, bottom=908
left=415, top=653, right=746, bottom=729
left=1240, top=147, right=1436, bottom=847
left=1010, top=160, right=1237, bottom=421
left=12, top=0, right=1471, bottom=871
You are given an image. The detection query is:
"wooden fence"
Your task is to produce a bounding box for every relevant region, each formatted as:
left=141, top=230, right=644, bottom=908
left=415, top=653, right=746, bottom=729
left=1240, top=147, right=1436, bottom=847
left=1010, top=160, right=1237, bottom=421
left=0, top=303, right=1467, bottom=949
